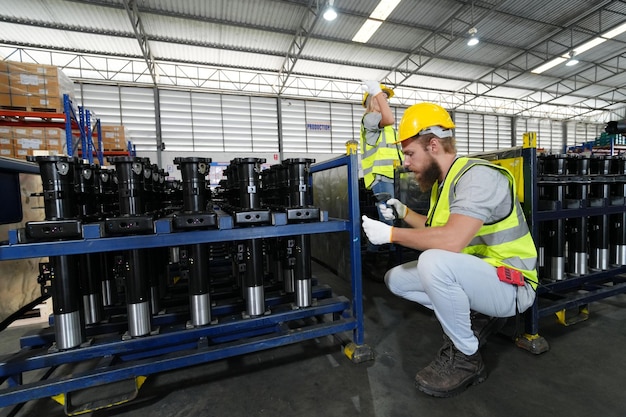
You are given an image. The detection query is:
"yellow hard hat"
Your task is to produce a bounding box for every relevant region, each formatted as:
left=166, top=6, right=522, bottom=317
left=397, top=102, right=456, bottom=142
left=362, top=84, right=395, bottom=107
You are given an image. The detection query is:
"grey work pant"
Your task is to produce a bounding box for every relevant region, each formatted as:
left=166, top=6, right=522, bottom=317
left=384, top=248, right=536, bottom=355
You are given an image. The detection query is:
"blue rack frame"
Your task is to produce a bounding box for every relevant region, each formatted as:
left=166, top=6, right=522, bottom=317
left=0, top=153, right=367, bottom=410
left=513, top=144, right=626, bottom=352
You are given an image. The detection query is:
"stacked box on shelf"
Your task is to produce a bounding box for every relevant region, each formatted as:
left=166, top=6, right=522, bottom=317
left=0, top=61, right=75, bottom=112
left=0, top=126, right=68, bottom=160
left=13, top=127, right=45, bottom=160
left=0, top=126, right=13, bottom=158
left=97, top=125, right=128, bottom=151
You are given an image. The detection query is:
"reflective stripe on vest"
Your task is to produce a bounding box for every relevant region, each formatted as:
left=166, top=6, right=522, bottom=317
left=426, top=157, right=538, bottom=288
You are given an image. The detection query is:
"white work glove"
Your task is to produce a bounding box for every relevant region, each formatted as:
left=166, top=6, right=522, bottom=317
left=362, top=80, right=382, bottom=97
left=362, top=215, right=393, bottom=245
left=381, top=198, right=408, bottom=220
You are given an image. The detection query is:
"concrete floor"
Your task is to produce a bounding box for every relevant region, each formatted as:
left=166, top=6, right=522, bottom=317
left=2, top=261, right=626, bottom=417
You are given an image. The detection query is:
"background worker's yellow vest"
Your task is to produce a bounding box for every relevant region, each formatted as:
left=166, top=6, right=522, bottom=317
left=426, top=157, right=538, bottom=289
left=360, top=123, right=400, bottom=189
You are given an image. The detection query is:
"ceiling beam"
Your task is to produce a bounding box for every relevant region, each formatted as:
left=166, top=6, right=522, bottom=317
left=276, top=0, right=320, bottom=95
left=122, top=0, right=158, bottom=85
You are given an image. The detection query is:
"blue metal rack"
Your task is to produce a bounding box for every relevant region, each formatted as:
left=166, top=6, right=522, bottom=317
left=485, top=139, right=626, bottom=354
left=0, top=153, right=368, bottom=412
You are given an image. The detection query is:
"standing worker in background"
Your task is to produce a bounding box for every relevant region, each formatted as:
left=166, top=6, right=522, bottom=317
left=361, top=102, right=538, bottom=397
left=360, top=80, right=403, bottom=280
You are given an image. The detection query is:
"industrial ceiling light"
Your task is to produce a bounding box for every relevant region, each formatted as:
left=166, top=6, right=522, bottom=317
left=467, top=27, right=479, bottom=46
left=532, top=22, right=626, bottom=74
left=565, top=51, right=579, bottom=66
left=466, top=2, right=479, bottom=46
left=323, top=0, right=337, bottom=21
left=351, top=0, right=402, bottom=43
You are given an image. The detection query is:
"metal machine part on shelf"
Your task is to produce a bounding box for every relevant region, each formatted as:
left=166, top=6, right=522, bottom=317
left=609, top=156, right=626, bottom=265
left=222, top=158, right=270, bottom=316
left=537, top=154, right=567, bottom=281
left=173, top=157, right=218, bottom=327
left=0, top=153, right=369, bottom=413
left=537, top=153, right=626, bottom=281
left=26, top=155, right=86, bottom=350
left=106, top=156, right=155, bottom=338
left=262, top=158, right=319, bottom=307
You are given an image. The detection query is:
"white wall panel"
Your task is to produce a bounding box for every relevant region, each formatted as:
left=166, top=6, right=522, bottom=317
left=191, top=92, right=224, bottom=152
left=159, top=90, right=193, bottom=152
left=330, top=102, right=355, bottom=154
left=250, top=96, right=279, bottom=153
left=221, top=95, right=252, bottom=152
left=120, top=87, right=156, bottom=152
left=282, top=99, right=307, bottom=153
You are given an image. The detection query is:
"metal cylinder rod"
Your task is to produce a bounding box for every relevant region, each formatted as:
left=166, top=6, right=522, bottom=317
left=547, top=219, right=566, bottom=281
left=244, top=238, right=265, bottom=317
left=188, top=243, right=211, bottom=326
left=293, top=234, right=312, bottom=308
left=50, top=255, right=84, bottom=350
left=78, top=253, right=104, bottom=325
left=566, top=217, right=588, bottom=276
left=124, top=249, right=151, bottom=337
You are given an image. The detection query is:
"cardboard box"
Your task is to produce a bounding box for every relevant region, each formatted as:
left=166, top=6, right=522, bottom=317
left=15, top=138, right=44, bottom=151
left=0, top=148, right=14, bottom=158
left=0, top=61, right=75, bottom=111
left=0, top=127, right=12, bottom=139
left=0, top=137, right=14, bottom=158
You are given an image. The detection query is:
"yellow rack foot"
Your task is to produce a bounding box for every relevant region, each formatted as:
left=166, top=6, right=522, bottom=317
left=52, top=376, right=146, bottom=416
left=555, top=305, right=589, bottom=326
left=515, top=333, right=550, bottom=355
left=343, top=342, right=374, bottom=363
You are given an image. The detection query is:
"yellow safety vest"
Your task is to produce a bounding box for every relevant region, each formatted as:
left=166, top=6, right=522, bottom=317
left=360, top=120, right=401, bottom=189
left=426, top=157, right=538, bottom=289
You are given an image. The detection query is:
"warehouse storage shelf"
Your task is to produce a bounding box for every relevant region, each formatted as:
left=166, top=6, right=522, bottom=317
left=0, top=95, right=133, bottom=165
left=0, top=153, right=367, bottom=412
left=517, top=136, right=626, bottom=354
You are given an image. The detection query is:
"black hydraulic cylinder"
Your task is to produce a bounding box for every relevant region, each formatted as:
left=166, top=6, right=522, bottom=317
left=284, top=158, right=315, bottom=208
left=293, top=234, right=312, bottom=308
left=243, top=238, right=265, bottom=317
left=175, top=157, right=212, bottom=213
left=36, top=155, right=77, bottom=220
left=124, top=248, right=151, bottom=337
left=235, top=158, right=264, bottom=210
left=75, top=161, right=98, bottom=221
left=565, top=217, right=588, bottom=276
left=187, top=243, right=211, bottom=326
left=78, top=252, right=104, bottom=325
left=50, top=255, right=84, bottom=349
left=109, top=156, right=147, bottom=216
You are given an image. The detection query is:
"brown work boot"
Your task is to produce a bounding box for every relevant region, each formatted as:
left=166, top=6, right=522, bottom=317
left=414, top=335, right=487, bottom=397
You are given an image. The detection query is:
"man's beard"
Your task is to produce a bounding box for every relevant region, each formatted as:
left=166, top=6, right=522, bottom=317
left=416, top=155, right=441, bottom=192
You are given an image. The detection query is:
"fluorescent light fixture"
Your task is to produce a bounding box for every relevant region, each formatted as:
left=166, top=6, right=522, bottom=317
left=532, top=22, right=626, bottom=74
left=370, top=0, right=402, bottom=20
left=603, top=22, right=626, bottom=39
left=573, top=37, right=606, bottom=55
left=531, top=57, right=567, bottom=74
left=352, top=19, right=383, bottom=43
left=352, top=0, right=402, bottom=43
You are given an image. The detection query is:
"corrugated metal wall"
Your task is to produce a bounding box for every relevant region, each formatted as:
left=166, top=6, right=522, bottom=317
left=76, top=82, right=606, bottom=167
